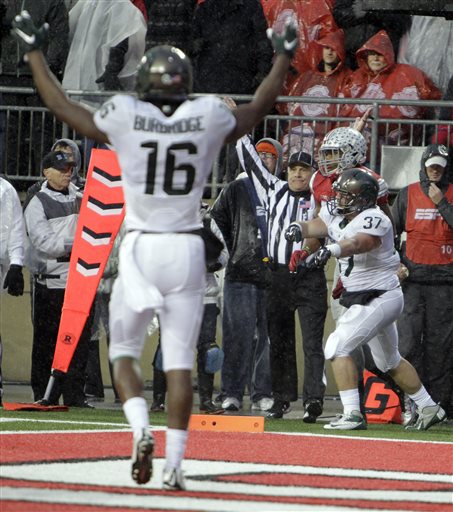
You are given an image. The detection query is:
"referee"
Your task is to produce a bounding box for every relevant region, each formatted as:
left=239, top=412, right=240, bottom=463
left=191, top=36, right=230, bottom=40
left=236, top=136, right=328, bottom=421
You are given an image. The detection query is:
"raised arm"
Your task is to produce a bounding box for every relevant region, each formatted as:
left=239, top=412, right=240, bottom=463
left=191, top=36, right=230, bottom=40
left=285, top=217, right=329, bottom=241
left=225, top=19, right=297, bottom=144
left=12, top=11, right=109, bottom=144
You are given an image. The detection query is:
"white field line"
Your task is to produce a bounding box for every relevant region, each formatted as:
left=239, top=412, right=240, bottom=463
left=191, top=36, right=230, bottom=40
left=0, top=486, right=396, bottom=512
left=3, top=457, right=452, bottom=483
left=2, top=458, right=453, bottom=508
left=1, top=416, right=451, bottom=445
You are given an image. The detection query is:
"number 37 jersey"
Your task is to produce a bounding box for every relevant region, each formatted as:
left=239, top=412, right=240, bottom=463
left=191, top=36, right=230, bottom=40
left=94, top=94, right=236, bottom=232
left=320, top=206, right=401, bottom=292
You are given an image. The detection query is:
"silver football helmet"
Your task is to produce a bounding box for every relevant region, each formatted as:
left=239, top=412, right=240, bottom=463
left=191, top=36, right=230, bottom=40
left=318, top=127, right=367, bottom=177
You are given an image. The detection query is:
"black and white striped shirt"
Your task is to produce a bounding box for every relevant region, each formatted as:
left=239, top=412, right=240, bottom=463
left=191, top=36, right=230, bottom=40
left=236, top=136, right=317, bottom=265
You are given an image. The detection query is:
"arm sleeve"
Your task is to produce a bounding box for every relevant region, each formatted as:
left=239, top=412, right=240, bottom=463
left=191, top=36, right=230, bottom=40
left=391, top=188, right=408, bottom=237
left=210, top=190, right=232, bottom=251
left=24, top=198, right=68, bottom=258
left=209, top=217, right=229, bottom=269
left=94, top=94, right=134, bottom=139
left=7, top=187, right=26, bottom=266
left=236, top=135, right=280, bottom=204
left=437, top=195, right=453, bottom=229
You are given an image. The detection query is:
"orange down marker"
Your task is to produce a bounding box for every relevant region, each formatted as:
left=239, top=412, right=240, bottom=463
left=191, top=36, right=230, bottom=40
left=189, top=414, right=264, bottom=433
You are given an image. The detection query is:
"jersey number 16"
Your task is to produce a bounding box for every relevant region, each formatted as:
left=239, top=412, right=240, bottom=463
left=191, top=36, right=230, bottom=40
left=141, top=141, right=197, bottom=195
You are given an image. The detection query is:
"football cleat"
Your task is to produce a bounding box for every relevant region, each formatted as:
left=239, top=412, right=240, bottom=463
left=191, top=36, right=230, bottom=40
left=401, top=394, right=417, bottom=427
left=163, top=467, right=186, bottom=491
left=324, top=410, right=367, bottom=430
left=131, top=429, right=154, bottom=485
left=406, top=404, right=446, bottom=431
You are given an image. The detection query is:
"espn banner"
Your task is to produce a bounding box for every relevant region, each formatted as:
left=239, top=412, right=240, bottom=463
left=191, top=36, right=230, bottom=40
left=52, top=149, right=125, bottom=373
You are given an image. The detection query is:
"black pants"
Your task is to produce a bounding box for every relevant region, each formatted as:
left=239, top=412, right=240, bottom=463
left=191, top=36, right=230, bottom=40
left=266, top=266, right=327, bottom=404
left=31, top=283, right=92, bottom=405
left=398, top=281, right=453, bottom=416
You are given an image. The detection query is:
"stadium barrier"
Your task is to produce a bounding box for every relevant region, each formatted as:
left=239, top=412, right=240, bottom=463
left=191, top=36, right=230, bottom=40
left=1, top=87, right=452, bottom=195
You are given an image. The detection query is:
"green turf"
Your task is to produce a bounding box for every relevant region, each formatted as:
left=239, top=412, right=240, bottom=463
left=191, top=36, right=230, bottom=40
left=1, top=408, right=451, bottom=442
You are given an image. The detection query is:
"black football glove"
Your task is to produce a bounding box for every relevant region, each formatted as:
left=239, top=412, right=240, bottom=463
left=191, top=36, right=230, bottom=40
left=95, top=71, right=123, bottom=91
left=307, top=247, right=332, bottom=269
left=11, top=10, right=48, bottom=54
left=285, top=222, right=302, bottom=243
left=3, top=264, right=24, bottom=296
left=266, top=17, right=298, bottom=59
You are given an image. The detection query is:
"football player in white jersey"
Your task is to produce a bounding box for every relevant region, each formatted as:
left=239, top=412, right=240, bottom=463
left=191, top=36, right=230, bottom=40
left=12, top=11, right=298, bottom=489
left=285, top=169, right=446, bottom=431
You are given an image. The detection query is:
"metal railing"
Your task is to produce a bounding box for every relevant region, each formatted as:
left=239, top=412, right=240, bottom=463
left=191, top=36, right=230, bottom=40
left=1, top=86, right=452, bottom=195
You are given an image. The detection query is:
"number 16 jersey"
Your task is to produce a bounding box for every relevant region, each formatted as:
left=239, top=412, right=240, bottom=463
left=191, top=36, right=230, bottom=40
left=319, top=206, right=400, bottom=292
left=94, top=94, right=236, bottom=232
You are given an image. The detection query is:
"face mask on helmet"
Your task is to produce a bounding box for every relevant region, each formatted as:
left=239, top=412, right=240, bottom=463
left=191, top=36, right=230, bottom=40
left=135, top=45, right=193, bottom=104
left=327, top=168, right=379, bottom=216
left=318, top=147, right=343, bottom=177
left=318, top=128, right=367, bottom=177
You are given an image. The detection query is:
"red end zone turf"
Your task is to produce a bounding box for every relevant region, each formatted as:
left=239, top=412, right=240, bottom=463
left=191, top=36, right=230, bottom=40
left=1, top=430, right=451, bottom=474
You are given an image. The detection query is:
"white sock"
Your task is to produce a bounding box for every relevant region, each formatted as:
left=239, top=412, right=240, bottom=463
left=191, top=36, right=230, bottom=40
left=409, top=385, right=436, bottom=410
left=123, top=397, right=150, bottom=440
left=165, top=428, right=188, bottom=471
left=339, top=388, right=361, bottom=416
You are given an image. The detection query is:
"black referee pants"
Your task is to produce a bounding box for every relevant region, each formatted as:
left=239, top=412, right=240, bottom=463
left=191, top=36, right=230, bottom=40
left=31, top=282, right=92, bottom=405
left=266, top=266, right=327, bottom=404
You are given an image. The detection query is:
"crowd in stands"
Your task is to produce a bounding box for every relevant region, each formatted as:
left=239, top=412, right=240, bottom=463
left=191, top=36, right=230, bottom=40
left=0, top=0, right=452, bottom=425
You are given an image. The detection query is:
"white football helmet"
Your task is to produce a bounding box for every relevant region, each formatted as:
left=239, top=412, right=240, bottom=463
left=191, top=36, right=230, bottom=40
left=318, top=127, right=367, bottom=177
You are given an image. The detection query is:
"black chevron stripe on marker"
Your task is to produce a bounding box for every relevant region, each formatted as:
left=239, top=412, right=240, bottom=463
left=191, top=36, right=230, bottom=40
left=87, top=196, right=124, bottom=211
left=92, top=166, right=122, bottom=186
left=77, top=258, right=101, bottom=271
left=81, top=226, right=112, bottom=246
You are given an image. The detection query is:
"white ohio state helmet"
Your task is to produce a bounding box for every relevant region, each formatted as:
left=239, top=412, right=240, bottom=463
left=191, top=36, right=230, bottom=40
left=318, top=127, right=367, bottom=177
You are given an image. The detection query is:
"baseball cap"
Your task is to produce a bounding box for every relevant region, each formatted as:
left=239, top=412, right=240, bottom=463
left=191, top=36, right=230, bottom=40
left=42, top=151, right=76, bottom=171
left=422, top=143, right=449, bottom=169
left=425, top=156, right=448, bottom=168
left=288, top=151, right=316, bottom=169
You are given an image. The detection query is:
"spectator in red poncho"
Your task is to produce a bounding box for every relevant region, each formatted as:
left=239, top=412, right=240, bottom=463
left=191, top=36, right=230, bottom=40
left=278, top=30, right=352, bottom=163
left=339, top=30, right=441, bottom=162
left=263, top=0, right=338, bottom=95
left=432, top=74, right=453, bottom=181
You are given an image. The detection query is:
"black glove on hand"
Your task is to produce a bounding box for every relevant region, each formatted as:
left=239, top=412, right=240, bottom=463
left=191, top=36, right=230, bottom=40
left=95, top=71, right=123, bottom=91
left=307, top=247, right=332, bottom=269
left=11, top=10, right=48, bottom=53
left=266, top=17, right=298, bottom=59
left=3, top=264, right=24, bottom=296
left=96, top=41, right=128, bottom=91
left=285, top=222, right=302, bottom=243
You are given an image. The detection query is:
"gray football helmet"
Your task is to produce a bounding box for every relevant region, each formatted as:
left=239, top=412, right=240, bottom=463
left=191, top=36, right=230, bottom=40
left=328, top=168, right=379, bottom=216
left=135, top=45, right=193, bottom=102
left=318, top=127, right=367, bottom=177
